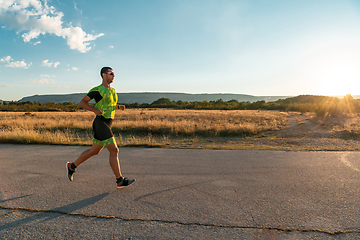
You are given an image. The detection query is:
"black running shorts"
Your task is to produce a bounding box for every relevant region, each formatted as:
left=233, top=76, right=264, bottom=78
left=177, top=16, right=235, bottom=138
left=92, top=116, right=115, bottom=146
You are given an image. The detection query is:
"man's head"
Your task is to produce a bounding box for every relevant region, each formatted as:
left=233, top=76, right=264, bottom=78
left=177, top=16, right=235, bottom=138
left=100, top=67, right=113, bottom=78
left=100, top=66, right=115, bottom=85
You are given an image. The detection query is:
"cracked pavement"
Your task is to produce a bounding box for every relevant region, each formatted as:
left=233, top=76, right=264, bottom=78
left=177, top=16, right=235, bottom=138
left=1, top=144, right=360, bottom=239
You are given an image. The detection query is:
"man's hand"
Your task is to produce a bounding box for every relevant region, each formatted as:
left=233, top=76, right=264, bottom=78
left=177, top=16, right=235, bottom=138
left=117, top=105, right=125, bottom=111
left=79, top=96, right=103, bottom=116
left=94, top=109, right=104, bottom=116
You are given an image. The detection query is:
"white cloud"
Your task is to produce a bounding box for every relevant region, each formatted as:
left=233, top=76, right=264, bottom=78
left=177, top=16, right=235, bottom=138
left=51, top=85, right=69, bottom=88
left=41, top=59, right=52, bottom=67
left=0, top=56, right=11, bottom=62
left=40, top=74, right=51, bottom=77
left=0, top=0, right=104, bottom=53
left=21, top=78, right=55, bottom=84
left=1, top=55, right=31, bottom=68
left=66, top=65, right=78, bottom=71
left=29, top=79, right=51, bottom=84
left=0, top=84, right=12, bottom=87
left=7, top=60, right=30, bottom=68
left=33, top=41, right=41, bottom=45
left=109, top=45, right=114, bottom=48
left=41, top=60, right=60, bottom=68
left=20, top=73, right=56, bottom=84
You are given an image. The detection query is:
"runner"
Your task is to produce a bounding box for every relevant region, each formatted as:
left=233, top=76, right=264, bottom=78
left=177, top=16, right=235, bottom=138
left=66, top=66, right=135, bottom=188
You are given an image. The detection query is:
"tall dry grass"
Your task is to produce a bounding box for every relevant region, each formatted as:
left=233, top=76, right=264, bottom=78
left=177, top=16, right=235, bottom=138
left=112, top=109, right=289, bottom=136
left=0, top=112, right=93, bottom=145
left=0, top=109, right=290, bottom=145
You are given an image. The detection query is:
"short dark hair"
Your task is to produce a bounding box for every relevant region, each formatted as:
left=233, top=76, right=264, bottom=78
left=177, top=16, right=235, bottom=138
left=100, top=67, right=112, bottom=77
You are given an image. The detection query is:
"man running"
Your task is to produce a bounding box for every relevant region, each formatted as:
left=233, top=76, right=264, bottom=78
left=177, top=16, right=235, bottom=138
left=66, top=66, right=135, bottom=188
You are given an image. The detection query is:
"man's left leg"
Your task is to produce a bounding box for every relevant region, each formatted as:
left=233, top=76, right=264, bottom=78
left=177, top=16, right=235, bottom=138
left=106, top=142, right=135, bottom=188
left=106, top=142, right=121, bottom=179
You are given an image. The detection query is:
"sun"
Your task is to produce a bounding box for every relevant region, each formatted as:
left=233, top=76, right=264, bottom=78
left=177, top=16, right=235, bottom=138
left=317, top=63, right=360, bottom=96
left=313, top=46, right=360, bottom=97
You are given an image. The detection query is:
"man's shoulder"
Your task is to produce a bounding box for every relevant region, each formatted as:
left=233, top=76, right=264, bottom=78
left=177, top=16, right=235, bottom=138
left=88, top=85, right=102, bottom=92
left=88, top=85, right=116, bottom=94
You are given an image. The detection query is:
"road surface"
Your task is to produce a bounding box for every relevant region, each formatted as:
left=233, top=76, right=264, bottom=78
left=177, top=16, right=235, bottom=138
left=1, top=144, right=360, bottom=239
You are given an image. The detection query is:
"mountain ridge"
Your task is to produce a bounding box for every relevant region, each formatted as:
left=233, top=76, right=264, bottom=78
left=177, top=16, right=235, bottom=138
left=18, top=92, right=290, bottom=104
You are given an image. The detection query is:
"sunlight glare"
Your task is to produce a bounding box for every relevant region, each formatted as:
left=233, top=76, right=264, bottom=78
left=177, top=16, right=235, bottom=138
left=316, top=49, right=360, bottom=96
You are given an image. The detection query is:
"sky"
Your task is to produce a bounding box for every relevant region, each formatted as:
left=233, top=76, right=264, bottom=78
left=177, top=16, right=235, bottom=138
left=1, top=0, right=360, bottom=101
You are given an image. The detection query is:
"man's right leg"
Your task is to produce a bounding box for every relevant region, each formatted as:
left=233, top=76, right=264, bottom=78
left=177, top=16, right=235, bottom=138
left=67, top=143, right=104, bottom=181
left=74, top=143, right=104, bottom=167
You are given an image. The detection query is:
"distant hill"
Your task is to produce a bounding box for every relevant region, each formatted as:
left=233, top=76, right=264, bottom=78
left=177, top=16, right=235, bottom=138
left=277, top=95, right=330, bottom=104
left=19, top=92, right=290, bottom=104
left=277, top=95, right=360, bottom=104
left=20, top=93, right=84, bottom=104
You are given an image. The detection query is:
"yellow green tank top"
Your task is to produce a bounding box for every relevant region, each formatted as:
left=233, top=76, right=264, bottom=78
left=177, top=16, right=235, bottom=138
left=86, top=84, right=118, bottom=119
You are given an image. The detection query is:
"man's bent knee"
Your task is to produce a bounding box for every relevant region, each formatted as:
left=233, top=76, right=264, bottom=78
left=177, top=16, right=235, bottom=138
left=109, top=147, right=119, bottom=155
left=106, top=144, right=119, bottom=155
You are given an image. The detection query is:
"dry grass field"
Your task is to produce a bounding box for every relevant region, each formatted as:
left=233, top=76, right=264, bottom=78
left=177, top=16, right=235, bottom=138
left=0, top=109, right=287, bottom=145
left=1, top=109, right=360, bottom=150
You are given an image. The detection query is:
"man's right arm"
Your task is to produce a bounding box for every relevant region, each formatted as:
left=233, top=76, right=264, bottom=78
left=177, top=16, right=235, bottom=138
left=79, top=96, right=103, bottom=116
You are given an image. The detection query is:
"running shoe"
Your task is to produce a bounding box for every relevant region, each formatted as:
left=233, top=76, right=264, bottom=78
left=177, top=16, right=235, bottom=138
left=66, top=162, right=76, bottom=181
left=116, top=177, right=135, bottom=188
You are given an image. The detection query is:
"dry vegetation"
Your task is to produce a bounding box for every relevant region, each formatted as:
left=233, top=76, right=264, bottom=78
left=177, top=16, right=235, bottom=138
left=113, top=109, right=289, bottom=136
left=0, top=109, right=288, bottom=146
left=2, top=109, right=360, bottom=150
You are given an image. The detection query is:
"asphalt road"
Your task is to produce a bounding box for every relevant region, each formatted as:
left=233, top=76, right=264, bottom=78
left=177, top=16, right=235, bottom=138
left=1, top=144, right=360, bottom=239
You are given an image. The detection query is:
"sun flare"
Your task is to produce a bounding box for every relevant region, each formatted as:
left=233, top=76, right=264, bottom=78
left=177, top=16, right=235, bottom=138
left=315, top=47, right=360, bottom=97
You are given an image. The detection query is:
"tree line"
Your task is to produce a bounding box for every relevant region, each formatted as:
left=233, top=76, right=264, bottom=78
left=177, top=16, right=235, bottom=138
left=1, top=94, right=360, bottom=117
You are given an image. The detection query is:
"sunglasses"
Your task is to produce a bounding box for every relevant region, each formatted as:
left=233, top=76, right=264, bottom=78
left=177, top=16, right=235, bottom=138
left=107, top=72, right=114, bottom=76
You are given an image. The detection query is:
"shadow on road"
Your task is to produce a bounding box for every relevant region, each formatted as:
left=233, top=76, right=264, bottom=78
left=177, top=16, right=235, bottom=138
left=0, top=192, right=109, bottom=231
left=0, top=194, right=33, bottom=205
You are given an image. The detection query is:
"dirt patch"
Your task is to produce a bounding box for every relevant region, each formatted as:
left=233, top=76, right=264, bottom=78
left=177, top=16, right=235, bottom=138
left=268, top=114, right=330, bottom=138
left=252, top=113, right=360, bottom=151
